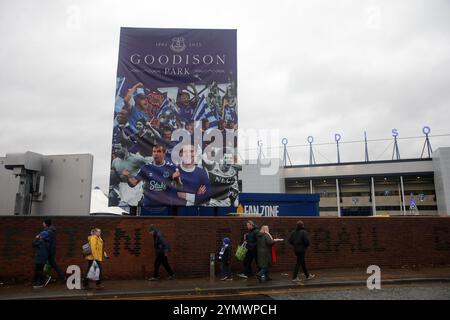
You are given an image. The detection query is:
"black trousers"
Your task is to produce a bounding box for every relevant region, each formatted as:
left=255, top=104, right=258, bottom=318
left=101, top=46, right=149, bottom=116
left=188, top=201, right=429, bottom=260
left=293, top=251, right=309, bottom=279
left=129, top=206, right=137, bottom=216
left=154, top=253, right=174, bottom=278
left=33, top=263, right=47, bottom=285
left=48, top=253, right=66, bottom=281
left=83, top=260, right=102, bottom=286
left=243, top=249, right=258, bottom=276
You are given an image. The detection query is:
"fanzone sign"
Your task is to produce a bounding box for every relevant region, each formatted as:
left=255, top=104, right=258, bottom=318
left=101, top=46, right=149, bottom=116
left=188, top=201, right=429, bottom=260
left=109, top=28, right=238, bottom=211
left=237, top=204, right=280, bottom=217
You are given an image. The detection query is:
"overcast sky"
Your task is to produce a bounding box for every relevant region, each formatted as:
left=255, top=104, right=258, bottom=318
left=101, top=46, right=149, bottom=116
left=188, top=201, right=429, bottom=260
left=1, top=0, right=449, bottom=192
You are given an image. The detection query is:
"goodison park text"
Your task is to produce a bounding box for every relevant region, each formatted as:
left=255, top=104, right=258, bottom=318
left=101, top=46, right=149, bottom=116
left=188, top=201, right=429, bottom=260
left=130, top=54, right=226, bottom=66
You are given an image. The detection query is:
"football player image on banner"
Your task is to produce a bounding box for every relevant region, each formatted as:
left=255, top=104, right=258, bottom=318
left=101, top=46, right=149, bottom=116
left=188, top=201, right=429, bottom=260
left=109, top=28, right=238, bottom=211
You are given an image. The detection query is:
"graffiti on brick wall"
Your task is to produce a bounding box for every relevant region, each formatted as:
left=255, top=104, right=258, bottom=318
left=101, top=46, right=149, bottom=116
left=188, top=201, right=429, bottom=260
left=0, top=227, right=143, bottom=261
left=434, top=226, right=450, bottom=251
left=113, top=228, right=142, bottom=257
left=224, top=226, right=387, bottom=255
left=313, top=227, right=386, bottom=253
left=1, top=223, right=450, bottom=263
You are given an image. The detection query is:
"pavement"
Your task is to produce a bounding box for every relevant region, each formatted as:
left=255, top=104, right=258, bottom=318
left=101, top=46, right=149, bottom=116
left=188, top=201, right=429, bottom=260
left=1, top=266, right=449, bottom=300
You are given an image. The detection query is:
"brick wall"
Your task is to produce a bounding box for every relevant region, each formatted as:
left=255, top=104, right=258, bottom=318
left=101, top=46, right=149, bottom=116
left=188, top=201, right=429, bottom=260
left=0, top=216, right=449, bottom=283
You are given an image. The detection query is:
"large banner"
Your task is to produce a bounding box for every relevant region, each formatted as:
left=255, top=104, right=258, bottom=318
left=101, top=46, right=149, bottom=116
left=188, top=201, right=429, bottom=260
left=109, top=28, right=238, bottom=212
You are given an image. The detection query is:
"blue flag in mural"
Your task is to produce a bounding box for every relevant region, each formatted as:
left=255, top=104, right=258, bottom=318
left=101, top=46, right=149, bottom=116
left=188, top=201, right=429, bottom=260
left=193, top=95, right=219, bottom=128
left=109, top=28, right=238, bottom=211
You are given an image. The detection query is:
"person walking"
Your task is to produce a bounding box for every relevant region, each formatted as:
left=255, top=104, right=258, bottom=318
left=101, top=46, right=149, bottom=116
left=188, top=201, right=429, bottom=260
left=82, top=228, right=109, bottom=289
left=32, top=230, right=52, bottom=288
left=288, top=220, right=315, bottom=282
left=218, top=237, right=232, bottom=280
left=42, top=219, right=66, bottom=282
left=147, top=224, right=175, bottom=281
left=237, top=220, right=259, bottom=279
left=256, top=225, right=283, bottom=282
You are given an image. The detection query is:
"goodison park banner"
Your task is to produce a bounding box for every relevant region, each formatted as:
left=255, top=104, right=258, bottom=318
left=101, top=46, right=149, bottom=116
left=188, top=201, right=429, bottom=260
left=109, top=28, right=238, bottom=212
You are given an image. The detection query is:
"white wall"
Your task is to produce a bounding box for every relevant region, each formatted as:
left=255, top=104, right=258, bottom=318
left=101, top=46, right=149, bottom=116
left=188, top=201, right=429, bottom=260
left=241, top=159, right=285, bottom=193
left=433, top=147, right=450, bottom=216
left=0, top=154, right=93, bottom=215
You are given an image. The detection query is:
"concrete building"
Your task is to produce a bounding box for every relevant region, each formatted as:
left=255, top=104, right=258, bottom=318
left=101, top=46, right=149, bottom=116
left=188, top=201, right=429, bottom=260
left=240, top=147, right=450, bottom=216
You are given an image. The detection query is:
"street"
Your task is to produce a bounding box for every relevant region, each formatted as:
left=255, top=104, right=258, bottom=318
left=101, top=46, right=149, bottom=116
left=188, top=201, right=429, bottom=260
left=103, top=282, right=450, bottom=300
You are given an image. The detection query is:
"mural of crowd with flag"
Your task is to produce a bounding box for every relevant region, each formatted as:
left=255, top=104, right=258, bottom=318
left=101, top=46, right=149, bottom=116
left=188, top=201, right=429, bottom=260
left=109, top=28, right=239, bottom=214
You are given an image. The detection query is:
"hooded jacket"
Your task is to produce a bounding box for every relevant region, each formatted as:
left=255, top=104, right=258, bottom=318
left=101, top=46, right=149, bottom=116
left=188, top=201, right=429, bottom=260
left=288, top=226, right=310, bottom=253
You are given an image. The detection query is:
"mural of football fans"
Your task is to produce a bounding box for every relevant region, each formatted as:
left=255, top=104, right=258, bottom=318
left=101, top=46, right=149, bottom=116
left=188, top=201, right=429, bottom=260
left=206, top=81, right=223, bottom=121
left=176, top=84, right=199, bottom=126
left=121, top=144, right=181, bottom=207
left=122, top=82, right=150, bottom=133
left=222, top=81, right=238, bottom=130
left=202, top=147, right=240, bottom=207
left=112, top=109, right=134, bottom=155
left=175, top=144, right=212, bottom=206
left=110, top=28, right=238, bottom=210
left=109, top=144, right=148, bottom=214
left=146, top=89, right=166, bottom=119
left=128, top=118, right=162, bottom=158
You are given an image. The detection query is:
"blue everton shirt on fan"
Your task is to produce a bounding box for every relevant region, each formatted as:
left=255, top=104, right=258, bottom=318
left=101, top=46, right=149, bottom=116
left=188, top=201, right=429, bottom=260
left=128, top=105, right=149, bottom=133
left=135, top=161, right=177, bottom=206
left=223, top=104, right=237, bottom=123
left=177, top=165, right=212, bottom=206
left=178, top=105, right=195, bottom=124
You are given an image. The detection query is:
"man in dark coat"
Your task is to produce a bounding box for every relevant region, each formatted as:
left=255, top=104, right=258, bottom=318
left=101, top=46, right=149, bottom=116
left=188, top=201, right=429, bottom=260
left=288, top=220, right=315, bottom=281
left=237, top=220, right=260, bottom=279
left=32, top=231, right=51, bottom=288
left=42, top=219, right=66, bottom=282
left=147, top=224, right=175, bottom=281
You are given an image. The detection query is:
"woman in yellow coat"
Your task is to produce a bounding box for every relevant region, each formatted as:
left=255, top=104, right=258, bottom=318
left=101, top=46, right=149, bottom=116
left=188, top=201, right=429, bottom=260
left=83, top=228, right=108, bottom=289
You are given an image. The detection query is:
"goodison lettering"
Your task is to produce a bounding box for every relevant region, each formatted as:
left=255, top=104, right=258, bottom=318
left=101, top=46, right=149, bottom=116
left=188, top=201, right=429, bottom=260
left=130, top=54, right=226, bottom=66
left=130, top=53, right=226, bottom=66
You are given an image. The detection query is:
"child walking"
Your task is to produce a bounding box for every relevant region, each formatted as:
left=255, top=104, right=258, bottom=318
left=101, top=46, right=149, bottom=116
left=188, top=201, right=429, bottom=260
left=218, top=237, right=232, bottom=281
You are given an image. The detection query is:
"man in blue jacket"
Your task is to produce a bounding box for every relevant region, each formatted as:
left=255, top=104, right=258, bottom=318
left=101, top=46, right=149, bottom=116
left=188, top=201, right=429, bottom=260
left=32, top=231, right=51, bottom=288
left=42, top=219, right=66, bottom=283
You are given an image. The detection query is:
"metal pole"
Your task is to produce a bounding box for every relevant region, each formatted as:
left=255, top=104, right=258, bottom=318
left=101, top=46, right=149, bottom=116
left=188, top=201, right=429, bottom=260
left=310, top=179, right=313, bottom=194
left=209, top=253, right=215, bottom=282
left=371, top=177, right=377, bottom=216
left=400, top=176, right=406, bottom=215
left=336, top=141, right=341, bottom=164
left=336, top=178, right=341, bottom=217
left=398, top=183, right=402, bottom=214
left=364, top=131, right=369, bottom=162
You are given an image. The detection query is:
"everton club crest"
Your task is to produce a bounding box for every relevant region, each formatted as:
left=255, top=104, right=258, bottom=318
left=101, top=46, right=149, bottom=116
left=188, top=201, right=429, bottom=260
left=170, top=37, right=186, bottom=53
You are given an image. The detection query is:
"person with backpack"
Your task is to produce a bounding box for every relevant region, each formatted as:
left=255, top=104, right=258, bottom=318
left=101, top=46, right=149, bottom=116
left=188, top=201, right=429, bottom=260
left=82, top=228, right=109, bottom=289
